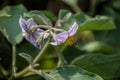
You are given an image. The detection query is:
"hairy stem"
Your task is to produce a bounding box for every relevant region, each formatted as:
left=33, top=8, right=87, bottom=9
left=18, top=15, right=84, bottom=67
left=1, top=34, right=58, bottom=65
left=54, top=47, right=67, bottom=67
left=33, top=38, right=50, bottom=64
left=14, top=39, right=50, bottom=78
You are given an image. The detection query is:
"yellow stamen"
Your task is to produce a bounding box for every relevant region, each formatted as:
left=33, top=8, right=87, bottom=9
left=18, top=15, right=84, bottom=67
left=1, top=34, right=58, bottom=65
left=67, top=37, right=74, bottom=46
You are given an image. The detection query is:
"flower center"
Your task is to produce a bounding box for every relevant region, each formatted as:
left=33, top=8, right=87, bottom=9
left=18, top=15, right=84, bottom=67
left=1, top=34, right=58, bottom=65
left=67, top=37, right=74, bottom=46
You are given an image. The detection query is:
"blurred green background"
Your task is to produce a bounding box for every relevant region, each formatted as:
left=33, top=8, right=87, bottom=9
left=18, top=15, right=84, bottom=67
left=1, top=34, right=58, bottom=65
left=0, top=0, right=120, bottom=80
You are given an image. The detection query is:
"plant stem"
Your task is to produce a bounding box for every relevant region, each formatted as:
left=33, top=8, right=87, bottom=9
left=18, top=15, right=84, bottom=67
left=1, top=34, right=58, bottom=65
left=71, top=4, right=82, bottom=13
left=88, top=0, right=97, bottom=16
left=23, top=69, right=52, bottom=77
left=33, top=38, right=50, bottom=64
left=29, top=68, right=55, bottom=80
left=14, top=39, right=50, bottom=78
left=12, top=45, right=16, bottom=75
left=54, top=47, right=67, bottom=67
left=0, top=64, right=8, bottom=78
left=8, top=45, right=16, bottom=80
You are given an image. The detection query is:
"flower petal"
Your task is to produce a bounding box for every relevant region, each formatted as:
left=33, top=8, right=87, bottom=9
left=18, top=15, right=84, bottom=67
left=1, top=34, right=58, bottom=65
left=26, top=18, right=37, bottom=29
left=68, top=22, right=78, bottom=37
left=19, top=16, right=45, bottom=49
left=56, top=31, right=68, bottom=41
left=50, top=38, right=64, bottom=46
left=50, top=31, right=68, bottom=45
left=19, top=16, right=28, bottom=31
left=24, top=31, right=42, bottom=49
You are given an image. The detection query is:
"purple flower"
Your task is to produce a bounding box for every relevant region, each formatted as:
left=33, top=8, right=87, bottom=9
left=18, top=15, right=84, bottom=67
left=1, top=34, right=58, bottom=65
left=19, top=16, right=44, bottom=48
left=50, top=22, right=78, bottom=46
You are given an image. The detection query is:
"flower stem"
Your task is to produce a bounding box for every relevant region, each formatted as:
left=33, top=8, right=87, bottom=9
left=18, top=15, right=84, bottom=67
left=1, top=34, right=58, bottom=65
left=54, top=47, right=67, bottom=67
left=14, top=39, right=50, bottom=78
left=33, top=38, right=50, bottom=64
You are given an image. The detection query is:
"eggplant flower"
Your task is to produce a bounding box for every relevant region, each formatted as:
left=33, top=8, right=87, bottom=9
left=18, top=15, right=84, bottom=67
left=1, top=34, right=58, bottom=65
left=50, top=22, right=78, bottom=46
left=19, top=16, right=44, bottom=48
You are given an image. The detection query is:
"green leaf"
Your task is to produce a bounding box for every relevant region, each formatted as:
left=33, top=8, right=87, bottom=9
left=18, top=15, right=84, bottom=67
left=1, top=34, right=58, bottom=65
left=60, top=15, right=116, bottom=52
left=56, top=9, right=76, bottom=31
left=41, top=72, right=55, bottom=80
left=78, top=16, right=116, bottom=31
left=50, top=66, right=103, bottom=80
left=74, top=13, right=90, bottom=25
left=95, top=1, right=120, bottom=49
left=42, top=11, right=57, bottom=22
left=0, top=4, right=27, bottom=45
left=62, top=17, right=76, bottom=31
left=71, top=54, right=120, bottom=79
left=78, top=41, right=114, bottom=53
left=24, top=10, right=52, bottom=26
left=0, top=14, right=11, bottom=23
left=58, top=9, right=72, bottom=21
left=19, top=53, right=33, bottom=65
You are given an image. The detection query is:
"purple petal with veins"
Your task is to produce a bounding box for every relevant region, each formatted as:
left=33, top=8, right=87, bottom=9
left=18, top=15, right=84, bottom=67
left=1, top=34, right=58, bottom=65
left=19, top=16, right=28, bottom=31
left=50, top=22, right=78, bottom=46
left=26, top=18, right=37, bottom=29
left=19, top=16, right=44, bottom=49
left=68, top=22, right=78, bottom=36
left=50, top=31, right=68, bottom=45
